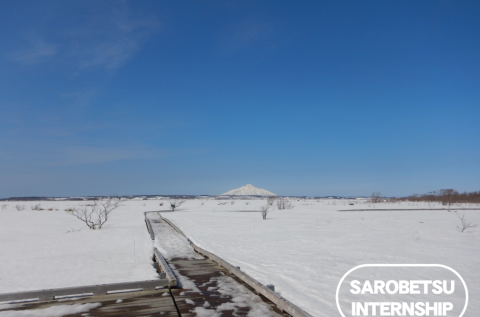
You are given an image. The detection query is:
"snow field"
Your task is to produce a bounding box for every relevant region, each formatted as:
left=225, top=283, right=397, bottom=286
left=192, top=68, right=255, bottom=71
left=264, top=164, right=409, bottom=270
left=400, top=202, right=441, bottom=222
left=0, top=197, right=479, bottom=316
left=160, top=198, right=480, bottom=317
left=0, top=200, right=163, bottom=293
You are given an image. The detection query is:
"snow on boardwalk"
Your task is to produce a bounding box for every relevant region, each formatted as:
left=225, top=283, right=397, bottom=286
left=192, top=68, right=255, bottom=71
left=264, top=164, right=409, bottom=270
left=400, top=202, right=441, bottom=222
left=146, top=212, right=282, bottom=317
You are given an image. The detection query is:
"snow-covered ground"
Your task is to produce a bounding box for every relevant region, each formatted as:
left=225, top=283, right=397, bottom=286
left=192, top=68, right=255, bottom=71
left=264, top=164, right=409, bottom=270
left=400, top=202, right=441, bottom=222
left=160, top=199, right=480, bottom=317
left=0, top=198, right=479, bottom=316
left=0, top=200, right=162, bottom=293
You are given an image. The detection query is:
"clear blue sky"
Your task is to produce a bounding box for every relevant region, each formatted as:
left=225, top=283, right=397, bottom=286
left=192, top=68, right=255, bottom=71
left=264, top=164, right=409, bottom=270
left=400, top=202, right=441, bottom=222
left=1, top=1, right=479, bottom=198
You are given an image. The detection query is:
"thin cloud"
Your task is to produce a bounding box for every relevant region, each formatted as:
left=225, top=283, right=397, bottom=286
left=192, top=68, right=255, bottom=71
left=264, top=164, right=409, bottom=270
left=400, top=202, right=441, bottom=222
left=10, top=38, right=57, bottom=64
left=78, top=38, right=140, bottom=70
left=225, top=19, right=274, bottom=51
left=0, top=143, right=168, bottom=167
left=61, top=145, right=166, bottom=165
left=60, top=88, right=99, bottom=108
left=68, top=2, right=159, bottom=70
left=10, top=1, right=159, bottom=71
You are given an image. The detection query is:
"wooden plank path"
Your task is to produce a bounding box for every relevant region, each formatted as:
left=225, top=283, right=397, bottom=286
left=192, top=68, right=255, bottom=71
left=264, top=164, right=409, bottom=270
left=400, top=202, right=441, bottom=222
left=146, top=213, right=285, bottom=317
left=0, top=289, right=179, bottom=316
left=0, top=212, right=302, bottom=316
left=169, top=259, right=285, bottom=317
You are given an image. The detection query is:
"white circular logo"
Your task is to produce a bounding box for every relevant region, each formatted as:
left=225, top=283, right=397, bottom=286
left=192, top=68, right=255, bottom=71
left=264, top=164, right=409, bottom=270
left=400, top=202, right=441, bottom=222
left=336, top=264, right=468, bottom=317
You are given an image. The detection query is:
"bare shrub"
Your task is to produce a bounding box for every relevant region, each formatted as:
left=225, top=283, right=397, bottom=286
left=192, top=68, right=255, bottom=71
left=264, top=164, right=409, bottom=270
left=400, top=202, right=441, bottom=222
left=30, top=204, right=43, bottom=211
left=1, top=204, right=7, bottom=211
left=159, top=203, right=163, bottom=206
left=246, top=202, right=249, bottom=205
left=276, top=198, right=294, bottom=210
left=440, top=189, right=457, bottom=208
left=168, top=198, right=185, bottom=211
left=66, top=195, right=122, bottom=230
left=370, top=192, right=382, bottom=204
left=15, top=204, right=26, bottom=211
left=260, top=204, right=270, bottom=220
left=267, top=196, right=276, bottom=206
left=231, top=201, right=235, bottom=205
left=398, top=189, right=480, bottom=205
left=456, top=213, right=478, bottom=233
left=218, top=202, right=228, bottom=205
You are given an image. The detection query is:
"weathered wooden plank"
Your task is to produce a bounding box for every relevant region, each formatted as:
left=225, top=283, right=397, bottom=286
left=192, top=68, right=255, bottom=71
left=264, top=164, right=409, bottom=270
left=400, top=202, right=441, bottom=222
left=145, top=217, right=155, bottom=240
left=0, top=289, right=179, bottom=317
left=154, top=248, right=178, bottom=288
left=168, top=259, right=285, bottom=317
left=0, top=279, right=169, bottom=303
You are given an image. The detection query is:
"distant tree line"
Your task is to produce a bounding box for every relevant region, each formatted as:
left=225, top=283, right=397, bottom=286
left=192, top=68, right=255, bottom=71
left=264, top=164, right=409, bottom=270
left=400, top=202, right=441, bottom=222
left=394, top=189, right=480, bottom=205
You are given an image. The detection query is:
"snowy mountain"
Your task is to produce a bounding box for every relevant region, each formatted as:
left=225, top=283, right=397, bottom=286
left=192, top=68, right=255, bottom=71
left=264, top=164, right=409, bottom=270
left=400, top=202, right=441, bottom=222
left=221, top=184, right=276, bottom=196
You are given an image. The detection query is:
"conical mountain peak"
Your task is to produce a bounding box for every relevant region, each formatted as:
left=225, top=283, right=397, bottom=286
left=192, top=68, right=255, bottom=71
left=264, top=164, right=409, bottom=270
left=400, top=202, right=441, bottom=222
left=221, top=184, right=276, bottom=196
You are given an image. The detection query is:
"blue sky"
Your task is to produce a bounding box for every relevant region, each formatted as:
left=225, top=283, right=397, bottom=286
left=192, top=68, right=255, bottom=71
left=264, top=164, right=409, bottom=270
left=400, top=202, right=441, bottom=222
left=1, top=1, right=479, bottom=198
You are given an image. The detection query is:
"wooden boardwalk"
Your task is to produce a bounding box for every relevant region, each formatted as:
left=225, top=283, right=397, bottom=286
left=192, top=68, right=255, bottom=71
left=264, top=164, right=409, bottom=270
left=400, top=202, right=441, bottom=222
left=147, top=213, right=285, bottom=317
left=0, top=289, right=179, bottom=316
left=1, top=261, right=283, bottom=317
left=169, top=258, right=284, bottom=316
left=0, top=213, right=286, bottom=316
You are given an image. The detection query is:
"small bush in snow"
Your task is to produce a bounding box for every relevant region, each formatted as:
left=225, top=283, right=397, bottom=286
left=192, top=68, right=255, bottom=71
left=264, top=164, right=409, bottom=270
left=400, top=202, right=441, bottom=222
left=30, top=204, right=43, bottom=211
left=66, top=195, right=122, bottom=230
left=456, top=213, right=478, bottom=233
left=369, top=192, right=382, bottom=204
left=260, top=204, right=270, bottom=220
left=168, top=198, right=185, bottom=211
left=267, top=196, right=276, bottom=206
left=276, top=199, right=294, bottom=210
left=15, top=204, right=26, bottom=211
left=1, top=204, right=7, bottom=211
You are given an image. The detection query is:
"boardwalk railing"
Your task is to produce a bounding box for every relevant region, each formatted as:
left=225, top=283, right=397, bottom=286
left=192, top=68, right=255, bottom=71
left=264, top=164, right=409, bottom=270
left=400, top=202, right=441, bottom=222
left=0, top=279, right=170, bottom=304
left=154, top=248, right=177, bottom=288
left=144, top=212, right=178, bottom=288
left=145, top=216, right=155, bottom=240
left=159, top=214, right=314, bottom=317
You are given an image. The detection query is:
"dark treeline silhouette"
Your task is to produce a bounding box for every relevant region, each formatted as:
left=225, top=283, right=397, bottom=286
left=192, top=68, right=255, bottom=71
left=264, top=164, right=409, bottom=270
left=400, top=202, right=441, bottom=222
left=394, top=189, right=480, bottom=205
